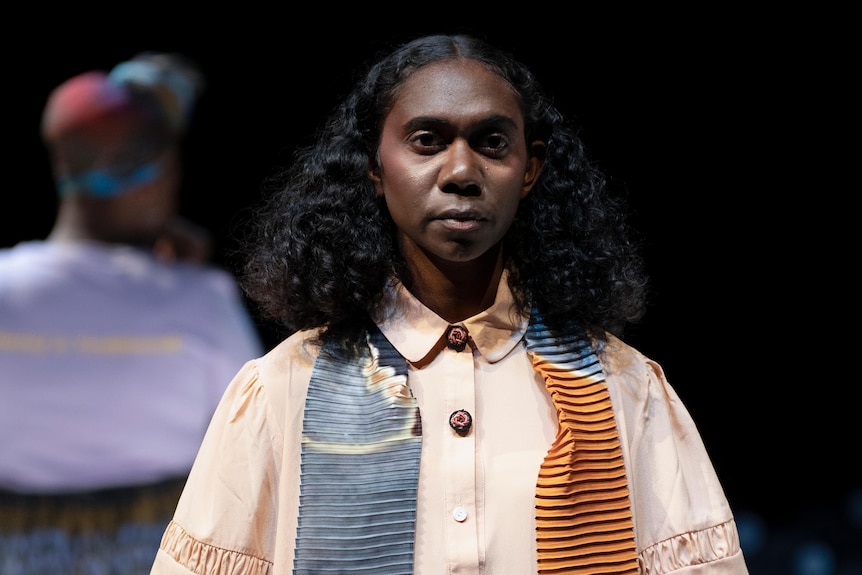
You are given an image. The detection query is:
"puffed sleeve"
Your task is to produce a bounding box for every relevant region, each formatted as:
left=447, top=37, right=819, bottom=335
left=601, top=336, right=750, bottom=574
left=151, top=359, right=282, bottom=575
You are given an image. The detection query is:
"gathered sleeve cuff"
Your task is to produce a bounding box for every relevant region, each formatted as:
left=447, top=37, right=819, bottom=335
left=638, top=519, right=748, bottom=574
left=155, top=520, right=272, bottom=575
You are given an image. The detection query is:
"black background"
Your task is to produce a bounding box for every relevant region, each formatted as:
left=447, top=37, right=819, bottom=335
left=4, top=7, right=856, bottom=548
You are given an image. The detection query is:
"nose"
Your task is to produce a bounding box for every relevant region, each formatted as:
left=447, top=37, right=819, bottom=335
left=438, top=139, right=482, bottom=196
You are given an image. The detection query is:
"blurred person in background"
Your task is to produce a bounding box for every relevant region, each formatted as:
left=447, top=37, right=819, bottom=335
left=0, top=52, right=265, bottom=574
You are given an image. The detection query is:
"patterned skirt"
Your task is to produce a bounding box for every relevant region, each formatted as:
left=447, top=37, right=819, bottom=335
left=0, top=477, right=185, bottom=575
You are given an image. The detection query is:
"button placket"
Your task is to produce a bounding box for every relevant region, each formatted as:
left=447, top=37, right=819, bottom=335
left=443, top=335, right=479, bottom=565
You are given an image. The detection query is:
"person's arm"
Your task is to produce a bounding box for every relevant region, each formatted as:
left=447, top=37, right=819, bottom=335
left=151, top=360, right=281, bottom=575
left=602, top=336, right=750, bottom=574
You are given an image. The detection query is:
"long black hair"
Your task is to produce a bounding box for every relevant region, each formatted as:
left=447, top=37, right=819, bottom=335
left=241, top=34, right=648, bottom=352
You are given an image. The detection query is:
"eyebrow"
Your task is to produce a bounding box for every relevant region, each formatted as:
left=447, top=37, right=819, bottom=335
left=403, top=114, right=520, bottom=133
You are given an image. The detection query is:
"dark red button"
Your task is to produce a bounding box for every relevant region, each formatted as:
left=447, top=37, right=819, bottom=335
left=445, top=325, right=469, bottom=352
left=449, top=409, right=472, bottom=435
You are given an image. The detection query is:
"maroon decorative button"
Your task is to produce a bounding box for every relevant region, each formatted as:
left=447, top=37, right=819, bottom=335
left=449, top=409, right=472, bottom=435
left=445, top=325, right=469, bottom=352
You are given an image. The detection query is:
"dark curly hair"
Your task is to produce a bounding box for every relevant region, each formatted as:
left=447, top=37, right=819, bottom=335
left=241, top=33, right=648, bottom=353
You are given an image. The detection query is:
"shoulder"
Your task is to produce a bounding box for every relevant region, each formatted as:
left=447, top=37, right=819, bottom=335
left=249, top=329, right=324, bottom=428
left=200, top=329, right=323, bottom=458
left=149, top=261, right=253, bottom=319
left=0, top=242, right=53, bottom=275
left=596, top=333, right=684, bottom=424
left=597, top=333, right=667, bottom=393
left=167, top=260, right=241, bottom=293
left=0, top=242, right=94, bottom=299
left=257, top=328, right=323, bottom=378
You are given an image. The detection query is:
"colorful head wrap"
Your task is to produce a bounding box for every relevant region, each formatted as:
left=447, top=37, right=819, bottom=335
left=41, top=53, right=204, bottom=198
left=108, top=52, right=203, bottom=136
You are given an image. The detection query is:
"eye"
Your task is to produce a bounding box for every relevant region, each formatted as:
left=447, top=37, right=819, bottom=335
left=409, top=131, right=446, bottom=153
left=477, top=133, right=510, bottom=157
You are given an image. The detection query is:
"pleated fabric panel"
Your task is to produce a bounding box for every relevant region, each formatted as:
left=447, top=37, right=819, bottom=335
left=294, top=328, right=422, bottom=574
left=525, top=318, right=639, bottom=575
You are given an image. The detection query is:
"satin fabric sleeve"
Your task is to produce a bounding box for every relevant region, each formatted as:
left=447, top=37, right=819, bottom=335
left=150, top=359, right=285, bottom=575
left=601, top=336, right=750, bottom=574
left=150, top=332, right=319, bottom=575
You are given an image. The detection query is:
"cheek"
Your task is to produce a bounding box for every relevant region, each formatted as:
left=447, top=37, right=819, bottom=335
left=490, top=165, right=530, bottom=205
left=382, top=176, right=426, bottom=219
left=378, top=157, right=432, bottom=206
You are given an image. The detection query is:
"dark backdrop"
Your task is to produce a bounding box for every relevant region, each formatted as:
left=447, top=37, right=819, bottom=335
left=4, top=9, right=856, bottom=560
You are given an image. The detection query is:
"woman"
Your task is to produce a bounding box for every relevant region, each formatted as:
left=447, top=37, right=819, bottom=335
left=151, top=34, right=748, bottom=574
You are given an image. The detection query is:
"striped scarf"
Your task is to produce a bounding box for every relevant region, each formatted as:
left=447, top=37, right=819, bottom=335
left=293, top=316, right=638, bottom=574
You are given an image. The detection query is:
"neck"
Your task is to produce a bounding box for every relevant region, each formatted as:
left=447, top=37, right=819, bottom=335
left=402, top=248, right=504, bottom=324
left=48, top=197, right=117, bottom=244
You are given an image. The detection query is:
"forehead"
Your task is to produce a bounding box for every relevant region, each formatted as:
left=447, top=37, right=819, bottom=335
left=387, top=58, right=523, bottom=125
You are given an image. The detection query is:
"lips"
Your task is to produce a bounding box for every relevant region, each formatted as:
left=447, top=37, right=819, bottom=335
left=435, top=209, right=485, bottom=232
left=436, top=208, right=485, bottom=223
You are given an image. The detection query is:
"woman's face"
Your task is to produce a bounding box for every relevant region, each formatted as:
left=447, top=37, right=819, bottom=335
left=370, top=58, right=543, bottom=272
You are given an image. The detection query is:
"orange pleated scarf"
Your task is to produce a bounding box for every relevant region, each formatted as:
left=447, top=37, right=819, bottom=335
left=525, top=320, right=639, bottom=574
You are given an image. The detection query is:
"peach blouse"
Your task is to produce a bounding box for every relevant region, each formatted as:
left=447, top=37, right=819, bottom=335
left=151, top=277, right=748, bottom=574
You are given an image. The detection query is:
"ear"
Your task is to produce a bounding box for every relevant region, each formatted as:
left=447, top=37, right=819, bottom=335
left=520, top=140, right=546, bottom=199
left=368, top=160, right=384, bottom=197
